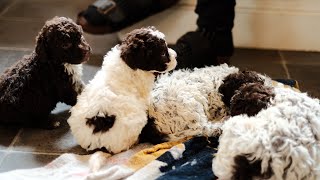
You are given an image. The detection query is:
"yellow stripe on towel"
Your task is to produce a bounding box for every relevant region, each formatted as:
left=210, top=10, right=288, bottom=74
left=126, top=137, right=190, bottom=171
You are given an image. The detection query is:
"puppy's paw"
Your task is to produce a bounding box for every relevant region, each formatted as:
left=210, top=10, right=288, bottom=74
left=89, top=151, right=112, bottom=173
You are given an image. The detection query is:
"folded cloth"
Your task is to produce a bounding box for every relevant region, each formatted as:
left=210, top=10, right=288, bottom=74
left=0, top=143, right=152, bottom=180
left=129, top=136, right=219, bottom=180
left=0, top=137, right=217, bottom=180
left=0, top=139, right=188, bottom=180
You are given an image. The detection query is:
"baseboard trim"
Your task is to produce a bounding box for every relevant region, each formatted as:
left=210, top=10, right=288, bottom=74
left=118, top=0, right=320, bottom=51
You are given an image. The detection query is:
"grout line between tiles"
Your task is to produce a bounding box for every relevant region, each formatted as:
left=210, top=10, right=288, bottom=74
left=0, top=46, right=33, bottom=51
left=0, top=127, right=22, bottom=167
left=0, top=16, right=44, bottom=22
left=0, top=0, right=19, bottom=17
left=5, top=150, right=63, bottom=156
left=0, top=150, right=62, bottom=167
left=278, top=51, right=291, bottom=79
left=5, top=129, right=65, bottom=156
left=0, top=128, right=22, bottom=165
left=7, top=128, right=23, bottom=150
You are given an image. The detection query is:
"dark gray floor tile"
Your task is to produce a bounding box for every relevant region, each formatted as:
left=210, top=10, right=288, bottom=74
left=286, top=64, right=320, bottom=98
left=0, top=20, right=118, bottom=55
left=231, top=48, right=287, bottom=79
left=11, top=119, right=87, bottom=155
left=0, top=19, right=43, bottom=49
left=280, top=51, right=320, bottom=65
left=86, top=54, right=103, bottom=67
left=0, top=49, right=31, bottom=73
left=297, top=81, right=320, bottom=99
left=82, top=54, right=103, bottom=83
left=82, top=65, right=100, bottom=84
left=0, top=151, right=58, bottom=173
left=2, top=0, right=90, bottom=20
left=51, top=102, right=70, bottom=112
left=281, top=51, right=320, bottom=97
left=0, top=127, right=19, bottom=150
left=83, top=33, right=119, bottom=55
left=0, top=0, right=12, bottom=13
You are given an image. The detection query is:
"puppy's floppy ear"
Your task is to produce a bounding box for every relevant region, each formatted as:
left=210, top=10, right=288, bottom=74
left=120, top=36, right=147, bottom=70
left=219, top=70, right=264, bottom=107
left=35, top=26, right=48, bottom=61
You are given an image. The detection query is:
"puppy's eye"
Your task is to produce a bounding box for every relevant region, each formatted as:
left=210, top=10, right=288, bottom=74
left=62, top=43, right=72, bottom=49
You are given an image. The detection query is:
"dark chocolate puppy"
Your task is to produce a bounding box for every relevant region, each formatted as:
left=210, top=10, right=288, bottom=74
left=0, top=16, right=91, bottom=128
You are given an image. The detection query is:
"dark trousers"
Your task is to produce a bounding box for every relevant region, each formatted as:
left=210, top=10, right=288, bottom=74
left=195, top=0, right=236, bottom=31
left=195, top=0, right=236, bottom=56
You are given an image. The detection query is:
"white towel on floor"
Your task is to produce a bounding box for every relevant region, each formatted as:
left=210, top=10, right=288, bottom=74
left=0, top=143, right=151, bottom=180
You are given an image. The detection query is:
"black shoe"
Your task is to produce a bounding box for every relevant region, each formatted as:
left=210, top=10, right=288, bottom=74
left=170, top=29, right=233, bottom=70
left=77, top=0, right=179, bottom=34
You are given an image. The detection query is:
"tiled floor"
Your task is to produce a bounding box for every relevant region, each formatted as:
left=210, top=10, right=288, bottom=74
left=0, top=0, right=320, bottom=173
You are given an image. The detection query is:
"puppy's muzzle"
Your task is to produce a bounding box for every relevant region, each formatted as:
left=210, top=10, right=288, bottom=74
left=79, top=36, right=91, bottom=62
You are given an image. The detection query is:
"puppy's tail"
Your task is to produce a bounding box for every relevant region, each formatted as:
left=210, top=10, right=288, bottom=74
left=89, top=151, right=112, bottom=173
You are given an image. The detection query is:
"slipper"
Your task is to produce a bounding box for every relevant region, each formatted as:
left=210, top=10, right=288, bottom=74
left=77, top=0, right=179, bottom=34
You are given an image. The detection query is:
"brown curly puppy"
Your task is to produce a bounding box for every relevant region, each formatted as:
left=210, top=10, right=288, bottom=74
left=230, top=83, right=275, bottom=117
left=0, top=16, right=91, bottom=128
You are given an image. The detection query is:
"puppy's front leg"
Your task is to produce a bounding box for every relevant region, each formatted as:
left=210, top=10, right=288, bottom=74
left=60, top=79, right=84, bottom=106
left=59, top=63, right=85, bottom=106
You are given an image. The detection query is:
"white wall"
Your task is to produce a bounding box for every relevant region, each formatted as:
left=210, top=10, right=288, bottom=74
left=118, top=0, right=320, bottom=51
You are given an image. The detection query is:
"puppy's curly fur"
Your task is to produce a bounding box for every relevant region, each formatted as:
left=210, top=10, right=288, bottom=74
left=68, top=27, right=177, bottom=154
left=218, top=70, right=265, bottom=107
left=0, top=16, right=90, bottom=128
left=213, top=86, right=320, bottom=180
left=219, top=70, right=277, bottom=117
left=230, top=83, right=275, bottom=117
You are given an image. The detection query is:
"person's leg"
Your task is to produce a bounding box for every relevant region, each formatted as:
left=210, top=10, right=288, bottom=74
left=173, top=0, right=236, bottom=69
left=196, top=0, right=235, bottom=60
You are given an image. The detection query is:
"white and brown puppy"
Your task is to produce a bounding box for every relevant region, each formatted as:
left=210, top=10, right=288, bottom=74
left=213, top=85, right=320, bottom=180
left=141, top=64, right=237, bottom=144
left=140, top=66, right=276, bottom=144
left=68, top=27, right=177, bottom=154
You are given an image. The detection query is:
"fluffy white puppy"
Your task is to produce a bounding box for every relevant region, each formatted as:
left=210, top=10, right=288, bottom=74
left=213, top=86, right=320, bottom=180
left=68, top=27, right=177, bottom=154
